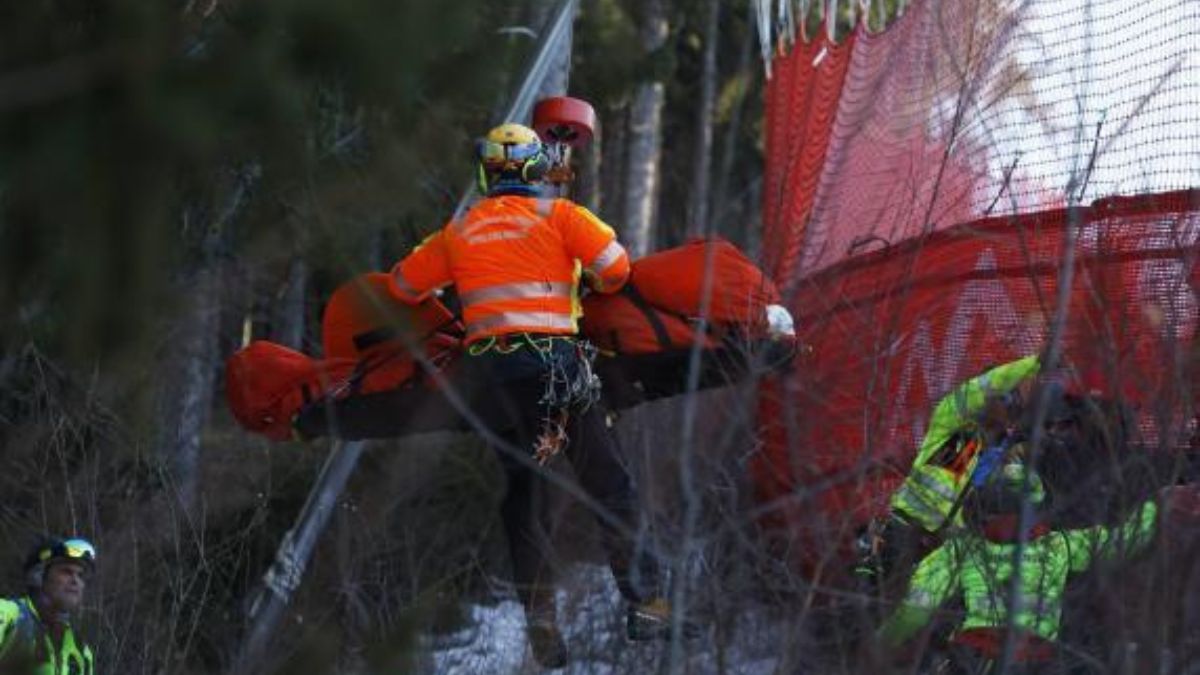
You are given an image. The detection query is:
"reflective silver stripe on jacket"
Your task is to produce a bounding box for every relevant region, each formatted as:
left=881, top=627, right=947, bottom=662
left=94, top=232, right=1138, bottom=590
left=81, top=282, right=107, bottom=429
left=893, top=469, right=961, bottom=530
left=894, top=487, right=950, bottom=530
left=967, top=591, right=1049, bottom=618
left=906, top=588, right=941, bottom=609
left=910, top=469, right=959, bottom=501
left=466, top=311, right=576, bottom=338
left=459, top=281, right=574, bottom=309
left=589, top=240, right=626, bottom=275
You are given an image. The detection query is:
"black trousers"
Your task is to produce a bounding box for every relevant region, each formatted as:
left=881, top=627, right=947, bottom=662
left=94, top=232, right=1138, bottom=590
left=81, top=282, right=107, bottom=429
left=855, top=512, right=940, bottom=604
left=461, top=338, right=660, bottom=617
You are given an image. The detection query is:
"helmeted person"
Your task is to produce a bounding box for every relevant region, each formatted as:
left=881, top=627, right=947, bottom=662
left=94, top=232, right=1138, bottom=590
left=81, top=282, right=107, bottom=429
left=1026, top=370, right=1148, bottom=528
left=866, top=355, right=1042, bottom=587
left=388, top=122, right=669, bottom=667
left=0, top=536, right=97, bottom=674
left=876, top=462, right=1189, bottom=674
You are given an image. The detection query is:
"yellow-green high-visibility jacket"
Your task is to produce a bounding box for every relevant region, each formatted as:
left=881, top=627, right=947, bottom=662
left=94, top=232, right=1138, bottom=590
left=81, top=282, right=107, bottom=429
left=0, top=596, right=95, bottom=675
left=890, top=355, right=1041, bottom=532
left=878, top=499, right=1159, bottom=647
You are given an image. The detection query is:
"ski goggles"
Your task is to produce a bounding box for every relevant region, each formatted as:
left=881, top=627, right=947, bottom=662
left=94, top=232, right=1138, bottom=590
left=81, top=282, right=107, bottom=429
left=476, top=139, right=543, bottom=167
left=40, top=538, right=97, bottom=568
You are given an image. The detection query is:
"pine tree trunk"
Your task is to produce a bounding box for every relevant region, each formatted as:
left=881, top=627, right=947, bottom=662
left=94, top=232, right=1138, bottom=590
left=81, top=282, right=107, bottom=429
left=271, top=255, right=308, bottom=351
left=158, top=167, right=257, bottom=514
left=712, top=2, right=756, bottom=237
left=577, top=115, right=602, bottom=212
left=687, top=0, right=720, bottom=237
left=600, top=105, right=628, bottom=221
left=159, top=236, right=223, bottom=515
left=620, top=0, right=668, bottom=258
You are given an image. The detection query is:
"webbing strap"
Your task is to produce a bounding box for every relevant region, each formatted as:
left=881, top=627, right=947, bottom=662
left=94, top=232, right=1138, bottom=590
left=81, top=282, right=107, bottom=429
left=459, top=281, right=573, bottom=308
left=620, top=283, right=674, bottom=350
left=351, top=327, right=397, bottom=352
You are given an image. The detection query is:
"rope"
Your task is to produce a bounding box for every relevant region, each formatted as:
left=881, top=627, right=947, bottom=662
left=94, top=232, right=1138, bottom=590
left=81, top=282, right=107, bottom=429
left=533, top=337, right=602, bottom=464
left=463, top=333, right=602, bottom=464
left=537, top=338, right=601, bottom=412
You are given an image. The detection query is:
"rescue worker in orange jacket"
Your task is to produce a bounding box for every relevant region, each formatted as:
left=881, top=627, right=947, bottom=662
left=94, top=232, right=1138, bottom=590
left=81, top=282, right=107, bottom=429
left=389, top=123, right=670, bottom=668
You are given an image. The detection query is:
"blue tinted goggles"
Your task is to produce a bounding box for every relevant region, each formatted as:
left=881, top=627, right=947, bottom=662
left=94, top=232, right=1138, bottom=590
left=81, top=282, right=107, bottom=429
left=42, top=538, right=97, bottom=568
left=477, top=140, right=542, bottom=166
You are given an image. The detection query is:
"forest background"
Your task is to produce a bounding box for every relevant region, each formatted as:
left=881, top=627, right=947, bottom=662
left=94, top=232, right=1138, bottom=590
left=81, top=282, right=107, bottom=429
left=0, top=0, right=814, bottom=672
left=7, top=0, right=1195, bottom=673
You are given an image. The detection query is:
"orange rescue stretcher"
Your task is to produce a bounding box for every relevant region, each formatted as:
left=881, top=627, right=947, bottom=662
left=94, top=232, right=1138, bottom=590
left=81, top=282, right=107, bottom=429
left=225, top=238, right=797, bottom=442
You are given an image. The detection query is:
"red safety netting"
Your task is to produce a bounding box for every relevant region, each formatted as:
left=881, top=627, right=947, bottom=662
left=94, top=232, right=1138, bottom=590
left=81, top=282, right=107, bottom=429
left=754, top=0, right=1200, bottom=573
left=762, top=34, right=856, bottom=285
left=771, top=0, right=1200, bottom=278
left=754, top=190, right=1200, bottom=571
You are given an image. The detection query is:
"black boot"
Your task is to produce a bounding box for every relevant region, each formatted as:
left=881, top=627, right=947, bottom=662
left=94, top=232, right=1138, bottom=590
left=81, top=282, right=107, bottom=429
left=525, top=587, right=568, bottom=669
left=527, top=620, right=568, bottom=669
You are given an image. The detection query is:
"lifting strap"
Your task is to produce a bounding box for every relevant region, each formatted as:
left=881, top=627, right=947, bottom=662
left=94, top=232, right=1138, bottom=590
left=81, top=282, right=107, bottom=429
left=620, top=283, right=674, bottom=351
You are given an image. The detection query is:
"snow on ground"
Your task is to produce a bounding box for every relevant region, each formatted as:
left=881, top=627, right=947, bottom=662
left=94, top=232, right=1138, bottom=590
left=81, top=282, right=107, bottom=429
left=429, top=565, right=782, bottom=674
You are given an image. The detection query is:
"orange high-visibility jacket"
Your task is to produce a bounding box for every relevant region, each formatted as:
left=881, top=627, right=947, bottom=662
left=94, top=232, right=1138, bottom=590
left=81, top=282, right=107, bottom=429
left=389, top=195, right=630, bottom=343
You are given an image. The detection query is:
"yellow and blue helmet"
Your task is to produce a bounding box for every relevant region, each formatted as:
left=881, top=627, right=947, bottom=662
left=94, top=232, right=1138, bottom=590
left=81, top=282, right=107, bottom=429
left=475, top=123, right=549, bottom=190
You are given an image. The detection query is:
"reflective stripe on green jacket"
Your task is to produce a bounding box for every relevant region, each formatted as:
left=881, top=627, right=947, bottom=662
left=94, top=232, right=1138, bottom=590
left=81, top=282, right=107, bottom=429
left=0, top=596, right=94, bottom=675
left=891, top=355, right=1041, bottom=531
left=879, top=499, right=1159, bottom=646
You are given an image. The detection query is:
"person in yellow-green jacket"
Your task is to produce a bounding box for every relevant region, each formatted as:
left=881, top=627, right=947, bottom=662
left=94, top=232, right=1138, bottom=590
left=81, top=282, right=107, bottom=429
left=860, top=355, right=1042, bottom=590
left=892, top=354, right=1042, bottom=534
left=875, top=463, right=1191, bottom=674
left=0, top=537, right=96, bottom=674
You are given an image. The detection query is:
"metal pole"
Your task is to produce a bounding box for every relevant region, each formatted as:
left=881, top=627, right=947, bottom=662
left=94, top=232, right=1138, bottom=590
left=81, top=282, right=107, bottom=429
left=451, top=0, right=580, bottom=220
left=232, top=440, right=367, bottom=674
left=232, top=2, right=580, bottom=671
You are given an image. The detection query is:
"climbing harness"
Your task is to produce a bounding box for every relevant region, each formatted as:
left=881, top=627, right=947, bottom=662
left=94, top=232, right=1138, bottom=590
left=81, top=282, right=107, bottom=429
left=534, top=337, right=601, bottom=464
left=469, top=333, right=601, bottom=464
left=540, top=338, right=602, bottom=411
